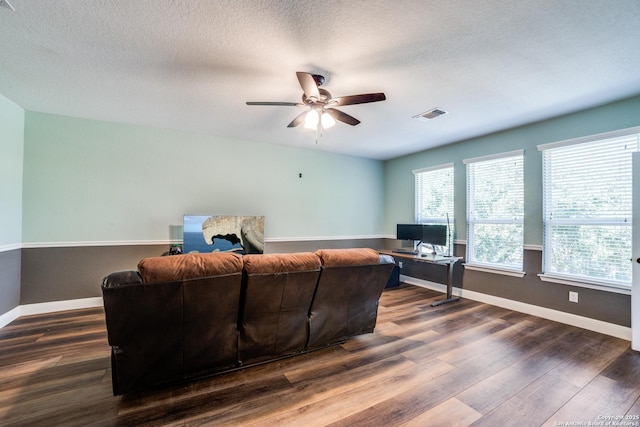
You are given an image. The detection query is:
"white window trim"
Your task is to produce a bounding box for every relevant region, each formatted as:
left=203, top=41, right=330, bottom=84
left=538, top=274, right=631, bottom=295
left=537, top=126, right=640, bottom=152
left=466, top=150, right=524, bottom=270
left=412, top=162, right=454, bottom=175
left=463, top=149, right=524, bottom=165
left=539, top=129, right=637, bottom=290
left=414, top=163, right=455, bottom=255
left=463, top=263, right=526, bottom=278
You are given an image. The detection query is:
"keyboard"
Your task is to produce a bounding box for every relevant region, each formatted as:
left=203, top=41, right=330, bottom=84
left=393, top=249, right=418, bottom=255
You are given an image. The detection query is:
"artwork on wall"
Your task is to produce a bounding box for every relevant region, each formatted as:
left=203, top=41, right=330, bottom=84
left=183, top=215, right=265, bottom=254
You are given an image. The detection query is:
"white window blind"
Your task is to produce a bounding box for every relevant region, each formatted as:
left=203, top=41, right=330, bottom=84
left=540, top=131, right=639, bottom=287
left=414, top=163, right=454, bottom=253
left=465, top=151, right=524, bottom=270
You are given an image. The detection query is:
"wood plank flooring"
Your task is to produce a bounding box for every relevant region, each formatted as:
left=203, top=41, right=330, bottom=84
left=1, top=283, right=639, bottom=426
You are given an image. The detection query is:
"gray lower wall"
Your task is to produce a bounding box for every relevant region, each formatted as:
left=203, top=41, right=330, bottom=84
left=18, top=239, right=388, bottom=306
left=462, top=247, right=630, bottom=327
left=266, top=238, right=388, bottom=254
left=13, top=240, right=631, bottom=329
left=394, top=244, right=630, bottom=328
left=0, top=249, right=21, bottom=315
left=20, top=245, right=168, bottom=305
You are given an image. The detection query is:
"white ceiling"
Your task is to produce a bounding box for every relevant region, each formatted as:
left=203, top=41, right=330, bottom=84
left=1, top=1, right=640, bottom=160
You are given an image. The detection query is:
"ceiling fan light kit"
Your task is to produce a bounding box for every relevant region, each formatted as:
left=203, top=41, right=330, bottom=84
left=303, top=109, right=320, bottom=129
left=246, top=71, right=386, bottom=142
left=321, top=111, right=336, bottom=129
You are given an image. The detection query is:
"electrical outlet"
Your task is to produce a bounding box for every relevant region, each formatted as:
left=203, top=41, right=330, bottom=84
left=569, top=291, right=578, bottom=303
left=398, top=261, right=403, bottom=268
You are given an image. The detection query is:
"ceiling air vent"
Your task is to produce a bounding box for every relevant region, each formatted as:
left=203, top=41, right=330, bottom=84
left=413, top=108, right=448, bottom=121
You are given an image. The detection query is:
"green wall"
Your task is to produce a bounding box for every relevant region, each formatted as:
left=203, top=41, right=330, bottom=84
left=22, top=112, right=385, bottom=244
left=384, top=95, right=640, bottom=245
left=0, top=94, right=24, bottom=317
left=0, top=94, right=24, bottom=246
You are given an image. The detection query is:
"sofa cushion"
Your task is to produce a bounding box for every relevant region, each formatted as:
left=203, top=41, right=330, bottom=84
left=138, top=252, right=243, bottom=283
left=315, top=248, right=380, bottom=267
left=243, top=252, right=321, bottom=274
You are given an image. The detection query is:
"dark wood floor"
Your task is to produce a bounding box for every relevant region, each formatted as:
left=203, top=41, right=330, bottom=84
left=1, top=284, right=639, bottom=426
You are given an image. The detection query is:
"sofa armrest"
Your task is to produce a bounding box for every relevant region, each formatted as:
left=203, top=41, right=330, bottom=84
left=101, top=271, right=142, bottom=289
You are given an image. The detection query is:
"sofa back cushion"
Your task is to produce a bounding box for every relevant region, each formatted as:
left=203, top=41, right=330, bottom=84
left=243, top=252, right=321, bottom=274
left=239, top=252, right=321, bottom=365
left=307, top=248, right=393, bottom=350
left=315, top=248, right=380, bottom=267
left=138, top=252, right=243, bottom=283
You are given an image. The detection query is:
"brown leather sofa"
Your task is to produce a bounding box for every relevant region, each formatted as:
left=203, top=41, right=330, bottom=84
left=101, top=248, right=394, bottom=395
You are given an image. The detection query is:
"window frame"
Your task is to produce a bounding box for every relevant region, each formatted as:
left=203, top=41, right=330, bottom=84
left=413, top=163, right=454, bottom=256
left=464, top=150, right=525, bottom=275
left=537, top=127, right=640, bottom=291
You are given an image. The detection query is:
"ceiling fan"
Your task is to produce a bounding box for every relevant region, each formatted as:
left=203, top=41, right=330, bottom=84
left=246, top=72, right=386, bottom=137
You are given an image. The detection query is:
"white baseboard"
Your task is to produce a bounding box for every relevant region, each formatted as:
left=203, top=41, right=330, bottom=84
left=401, top=275, right=632, bottom=341
left=0, top=306, right=21, bottom=329
left=0, top=297, right=103, bottom=329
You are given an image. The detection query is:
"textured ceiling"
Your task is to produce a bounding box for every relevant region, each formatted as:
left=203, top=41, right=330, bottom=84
left=1, top=1, right=640, bottom=160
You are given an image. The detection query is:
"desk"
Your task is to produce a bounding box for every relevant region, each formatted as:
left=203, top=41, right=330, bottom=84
left=380, top=250, right=462, bottom=306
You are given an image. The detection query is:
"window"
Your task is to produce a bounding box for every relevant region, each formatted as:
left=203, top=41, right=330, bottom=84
left=414, top=163, right=454, bottom=255
left=539, top=129, right=639, bottom=288
left=465, top=150, right=524, bottom=272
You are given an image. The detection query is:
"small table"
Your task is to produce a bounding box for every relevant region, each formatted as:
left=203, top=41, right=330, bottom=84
left=380, top=250, right=462, bottom=306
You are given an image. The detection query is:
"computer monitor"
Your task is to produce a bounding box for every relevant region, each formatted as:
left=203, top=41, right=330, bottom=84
left=396, top=223, right=448, bottom=255
left=397, top=224, right=447, bottom=245
left=421, top=224, right=447, bottom=247
left=396, top=224, right=424, bottom=241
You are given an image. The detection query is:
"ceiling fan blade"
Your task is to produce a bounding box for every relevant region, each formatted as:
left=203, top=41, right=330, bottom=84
left=296, top=72, right=320, bottom=100
left=325, top=108, right=360, bottom=126
left=246, top=101, right=303, bottom=106
left=330, top=93, right=386, bottom=106
left=287, top=111, right=308, bottom=128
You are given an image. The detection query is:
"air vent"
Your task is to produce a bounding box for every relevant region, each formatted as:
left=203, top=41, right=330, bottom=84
left=413, top=108, right=448, bottom=121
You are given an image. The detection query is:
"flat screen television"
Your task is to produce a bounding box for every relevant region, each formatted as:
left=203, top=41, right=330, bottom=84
left=183, top=215, right=265, bottom=254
